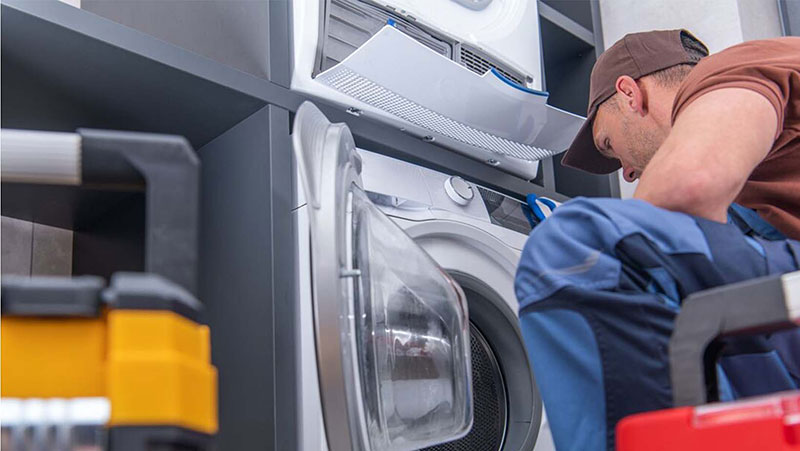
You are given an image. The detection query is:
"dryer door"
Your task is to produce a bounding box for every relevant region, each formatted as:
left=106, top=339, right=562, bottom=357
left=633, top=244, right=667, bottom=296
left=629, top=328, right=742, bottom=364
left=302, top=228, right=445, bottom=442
left=292, top=101, right=473, bottom=451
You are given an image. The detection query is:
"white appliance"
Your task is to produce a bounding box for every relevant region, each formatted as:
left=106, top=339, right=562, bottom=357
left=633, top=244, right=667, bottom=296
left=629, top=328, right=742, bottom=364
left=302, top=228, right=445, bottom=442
left=293, top=101, right=555, bottom=451
left=290, top=0, right=584, bottom=181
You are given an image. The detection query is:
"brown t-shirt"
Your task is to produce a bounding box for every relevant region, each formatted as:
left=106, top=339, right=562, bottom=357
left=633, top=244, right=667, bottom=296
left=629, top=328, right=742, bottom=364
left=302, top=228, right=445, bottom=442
left=671, top=37, right=800, bottom=240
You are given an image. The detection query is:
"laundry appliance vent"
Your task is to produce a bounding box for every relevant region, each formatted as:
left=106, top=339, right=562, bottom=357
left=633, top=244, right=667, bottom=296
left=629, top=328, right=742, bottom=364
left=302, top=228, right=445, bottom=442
left=459, top=45, right=526, bottom=86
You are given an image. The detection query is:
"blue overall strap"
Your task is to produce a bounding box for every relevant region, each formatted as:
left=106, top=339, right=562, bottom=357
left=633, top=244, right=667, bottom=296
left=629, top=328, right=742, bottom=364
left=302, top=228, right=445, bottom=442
left=728, top=203, right=786, bottom=241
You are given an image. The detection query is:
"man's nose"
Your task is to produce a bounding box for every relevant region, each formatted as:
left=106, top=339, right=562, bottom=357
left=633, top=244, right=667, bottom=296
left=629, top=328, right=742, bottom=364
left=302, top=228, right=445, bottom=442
left=622, top=166, right=639, bottom=183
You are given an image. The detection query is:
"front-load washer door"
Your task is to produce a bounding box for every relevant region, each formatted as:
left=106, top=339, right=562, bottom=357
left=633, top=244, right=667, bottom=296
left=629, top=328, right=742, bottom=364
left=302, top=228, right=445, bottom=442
left=292, top=101, right=473, bottom=451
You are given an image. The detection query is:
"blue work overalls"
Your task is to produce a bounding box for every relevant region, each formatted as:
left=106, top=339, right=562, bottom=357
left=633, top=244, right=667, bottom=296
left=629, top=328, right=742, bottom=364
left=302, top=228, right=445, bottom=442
left=515, top=197, right=800, bottom=451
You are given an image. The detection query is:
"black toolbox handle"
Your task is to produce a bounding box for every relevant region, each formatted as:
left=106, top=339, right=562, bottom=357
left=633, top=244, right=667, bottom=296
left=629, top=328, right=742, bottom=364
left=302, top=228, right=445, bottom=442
left=78, top=129, right=199, bottom=296
left=670, top=271, right=800, bottom=406
left=0, top=128, right=199, bottom=295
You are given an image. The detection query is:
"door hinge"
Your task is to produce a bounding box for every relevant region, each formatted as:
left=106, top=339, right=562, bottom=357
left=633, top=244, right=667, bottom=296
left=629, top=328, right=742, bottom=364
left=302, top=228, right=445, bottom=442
left=340, top=268, right=362, bottom=278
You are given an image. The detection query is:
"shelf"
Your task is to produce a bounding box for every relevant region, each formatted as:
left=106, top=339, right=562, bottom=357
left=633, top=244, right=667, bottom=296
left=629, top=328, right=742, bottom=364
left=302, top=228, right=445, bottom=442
left=1, top=0, right=273, bottom=149
left=538, top=1, right=595, bottom=47
left=1, top=0, right=273, bottom=233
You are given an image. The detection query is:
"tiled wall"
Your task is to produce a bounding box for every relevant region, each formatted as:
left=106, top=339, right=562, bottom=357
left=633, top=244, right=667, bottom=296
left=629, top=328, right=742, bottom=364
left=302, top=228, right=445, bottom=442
left=2, top=216, right=72, bottom=276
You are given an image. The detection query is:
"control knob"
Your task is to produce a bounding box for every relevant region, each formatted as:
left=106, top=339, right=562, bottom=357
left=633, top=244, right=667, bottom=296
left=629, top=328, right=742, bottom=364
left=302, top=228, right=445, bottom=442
left=444, top=176, right=474, bottom=206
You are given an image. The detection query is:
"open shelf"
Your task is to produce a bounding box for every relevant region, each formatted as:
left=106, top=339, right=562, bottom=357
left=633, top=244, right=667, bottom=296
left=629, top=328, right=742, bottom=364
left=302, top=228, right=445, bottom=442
left=1, top=0, right=271, bottom=149
left=0, top=0, right=273, bottom=235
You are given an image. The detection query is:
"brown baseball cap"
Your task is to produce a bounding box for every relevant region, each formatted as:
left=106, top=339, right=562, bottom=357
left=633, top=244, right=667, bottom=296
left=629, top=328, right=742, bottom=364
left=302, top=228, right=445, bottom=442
left=562, top=29, right=708, bottom=174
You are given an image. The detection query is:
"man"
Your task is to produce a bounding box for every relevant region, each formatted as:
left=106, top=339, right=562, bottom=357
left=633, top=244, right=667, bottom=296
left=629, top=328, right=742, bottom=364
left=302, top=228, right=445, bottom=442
left=515, top=30, right=800, bottom=451
left=563, top=30, right=800, bottom=239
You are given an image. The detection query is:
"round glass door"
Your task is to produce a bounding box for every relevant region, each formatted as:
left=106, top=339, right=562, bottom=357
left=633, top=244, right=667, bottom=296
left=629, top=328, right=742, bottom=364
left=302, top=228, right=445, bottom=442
left=292, top=101, right=473, bottom=451
left=348, top=186, right=472, bottom=450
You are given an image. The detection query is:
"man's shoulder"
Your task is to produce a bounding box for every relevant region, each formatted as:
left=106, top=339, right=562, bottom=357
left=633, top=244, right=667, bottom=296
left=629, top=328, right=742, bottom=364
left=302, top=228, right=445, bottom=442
left=696, top=37, right=800, bottom=71
left=672, top=37, right=800, bottom=122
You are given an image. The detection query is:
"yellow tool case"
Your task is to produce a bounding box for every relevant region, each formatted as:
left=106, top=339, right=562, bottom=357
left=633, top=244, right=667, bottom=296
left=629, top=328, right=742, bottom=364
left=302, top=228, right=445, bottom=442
left=1, top=274, right=218, bottom=450
left=1, top=129, right=216, bottom=450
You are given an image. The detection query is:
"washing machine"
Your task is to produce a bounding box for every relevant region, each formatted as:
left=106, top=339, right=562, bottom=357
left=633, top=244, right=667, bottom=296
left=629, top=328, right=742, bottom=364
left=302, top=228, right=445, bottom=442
left=292, top=101, right=555, bottom=451
left=290, top=0, right=584, bottom=180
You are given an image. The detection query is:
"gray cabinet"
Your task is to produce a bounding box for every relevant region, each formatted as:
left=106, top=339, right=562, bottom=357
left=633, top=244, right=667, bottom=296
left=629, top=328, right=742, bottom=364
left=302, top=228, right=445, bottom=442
left=1, top=2, right=292, bottom=448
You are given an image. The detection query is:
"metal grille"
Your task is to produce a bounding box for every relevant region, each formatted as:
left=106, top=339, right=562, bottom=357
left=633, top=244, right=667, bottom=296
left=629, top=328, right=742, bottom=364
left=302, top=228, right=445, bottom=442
left=422, top=324, right=506, bottom=451
left=459, top=46, right=526, bottom=86
left=318, top=67, right=557, bottom=161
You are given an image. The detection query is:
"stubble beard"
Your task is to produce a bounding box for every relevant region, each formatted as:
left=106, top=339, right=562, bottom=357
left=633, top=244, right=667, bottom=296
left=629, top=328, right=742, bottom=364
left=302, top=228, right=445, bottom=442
left=622, top=116, right=662, bottom=173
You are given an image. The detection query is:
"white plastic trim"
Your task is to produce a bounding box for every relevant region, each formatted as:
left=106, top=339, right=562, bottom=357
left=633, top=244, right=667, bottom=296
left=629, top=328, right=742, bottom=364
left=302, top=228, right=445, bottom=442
left=1, top=129, right=81, bottom=185
left=781, top=271, right=800, bottom=322
left=0, top=397, right=109, bottom=426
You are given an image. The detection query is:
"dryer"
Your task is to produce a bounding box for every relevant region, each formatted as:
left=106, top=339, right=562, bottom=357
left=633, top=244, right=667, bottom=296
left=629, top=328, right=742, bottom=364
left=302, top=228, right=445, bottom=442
left=293, top=101, right=554, bottom=451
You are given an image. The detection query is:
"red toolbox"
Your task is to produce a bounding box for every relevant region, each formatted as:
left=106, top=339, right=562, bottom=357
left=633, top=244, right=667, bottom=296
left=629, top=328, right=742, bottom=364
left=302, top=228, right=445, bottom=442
left=618, top=391, right=800, bottom=450
left=617, top=272, right=800, bottom=451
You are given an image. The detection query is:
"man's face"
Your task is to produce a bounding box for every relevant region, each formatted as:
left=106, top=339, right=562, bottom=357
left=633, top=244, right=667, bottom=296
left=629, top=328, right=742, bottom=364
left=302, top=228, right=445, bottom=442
left=592, top=96, right=667, bottom=182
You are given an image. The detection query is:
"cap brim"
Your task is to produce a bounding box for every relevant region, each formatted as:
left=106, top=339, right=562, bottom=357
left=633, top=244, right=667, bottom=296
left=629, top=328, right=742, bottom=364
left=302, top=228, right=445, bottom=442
left=561, top=110, right=621, bottom=175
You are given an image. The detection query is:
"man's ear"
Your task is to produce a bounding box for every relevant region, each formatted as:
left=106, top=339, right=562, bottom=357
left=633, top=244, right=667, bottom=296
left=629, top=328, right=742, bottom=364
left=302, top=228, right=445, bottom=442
left=615, top=75, right=646, bottom=116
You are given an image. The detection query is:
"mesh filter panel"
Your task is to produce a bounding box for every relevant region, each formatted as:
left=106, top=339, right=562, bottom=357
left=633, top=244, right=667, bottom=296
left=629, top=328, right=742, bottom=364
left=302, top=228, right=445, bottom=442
left=317, top=67, right=557, bottom=162
left=421, top=324, right=506, bottom=451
